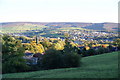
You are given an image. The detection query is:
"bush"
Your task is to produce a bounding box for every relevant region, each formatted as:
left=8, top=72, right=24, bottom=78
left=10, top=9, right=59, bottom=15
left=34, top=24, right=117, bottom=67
left=2, top=57, right=30, bottom=74
left=79, top=47, right=110, bottom=57
left=38, top=49, right=81, bottom=70
left=96, top=47, right=109, bottom=54
left=86, top=48, right=96, bottom=56
left=63, top=53, right=81, bottom=67
left=39, top=49, right=64, bottom=69
left=78, top=48, right=90, bottom=57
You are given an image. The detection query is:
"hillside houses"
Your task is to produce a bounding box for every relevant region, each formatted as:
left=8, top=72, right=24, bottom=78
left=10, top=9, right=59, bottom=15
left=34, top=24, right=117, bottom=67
left=23, top=51, right=43, bottom=65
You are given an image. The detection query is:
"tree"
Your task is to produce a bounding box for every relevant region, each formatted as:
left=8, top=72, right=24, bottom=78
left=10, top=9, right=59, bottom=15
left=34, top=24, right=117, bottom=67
left=23, top=41, right=45, bottom=54
left=63, top=39, right=78, bottom=54
left=63, top=53, right=81, bottom=67
left=40, top=39, right=52, bottom=50
left=96, top=47, right=109, bottom=54
left=113, top=38, right=120, bottom=50
left=39, top=49, right=63, bottom=69
left=52, top=41, right=65, bottom=50
left=64, top=33, right=70, bottom=38
left=2, top=35, right=30, bottom=73
left=38, top=48, right=81, bottom=69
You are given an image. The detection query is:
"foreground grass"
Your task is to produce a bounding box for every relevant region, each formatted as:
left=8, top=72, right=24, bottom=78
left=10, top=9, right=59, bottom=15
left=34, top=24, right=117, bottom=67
left=2, top=51, right=119, bottom=78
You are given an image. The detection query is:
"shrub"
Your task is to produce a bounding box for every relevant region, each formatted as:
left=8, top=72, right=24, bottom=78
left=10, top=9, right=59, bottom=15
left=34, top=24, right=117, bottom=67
left=38, top=49, right=81, bottom=70
left=63, top=40, right=81, bottom=67
left=2, top=57, right=30, bottom=74
left=63, top=53, right=81, bottom=67
left=39, top=49, right=64, bottom=69
left=86, top=48, right=96, bottom=56
left=96, top=47, right=109, bottom=54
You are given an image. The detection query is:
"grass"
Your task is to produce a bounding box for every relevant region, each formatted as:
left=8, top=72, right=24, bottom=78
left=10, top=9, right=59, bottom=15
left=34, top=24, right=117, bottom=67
left=2, top=51, right=119, bottom=78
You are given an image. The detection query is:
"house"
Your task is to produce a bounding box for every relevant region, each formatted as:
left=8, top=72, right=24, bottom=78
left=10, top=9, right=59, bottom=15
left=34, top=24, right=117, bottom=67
left=111, top=46, right=118, bottom=51
left=93, top=46, right=100, bottom=50
left=79, top=46, right=84, bottom=49
left=26, top=57, right=38, bottom=65
left=23, top=52, right=38, bottom=65
left=33, top=53, right=43, bottom=60
left=24, top=53, right=34, bottom=58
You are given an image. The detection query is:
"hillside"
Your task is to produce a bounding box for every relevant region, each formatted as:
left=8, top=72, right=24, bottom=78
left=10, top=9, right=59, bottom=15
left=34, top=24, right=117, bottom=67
left=2, top=51, right=118, bottom=78
left=1, top=22, right=48, bottom=33
left=1, top=22, right=118, bottom=34
left=82, top=23, right=118, bottom=31
left=82, top=23, right=105, bottom=30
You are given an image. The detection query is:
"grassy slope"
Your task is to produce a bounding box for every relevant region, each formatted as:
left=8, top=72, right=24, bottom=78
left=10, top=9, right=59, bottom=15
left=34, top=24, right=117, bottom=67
left=2, top=51, right=119, bottom=78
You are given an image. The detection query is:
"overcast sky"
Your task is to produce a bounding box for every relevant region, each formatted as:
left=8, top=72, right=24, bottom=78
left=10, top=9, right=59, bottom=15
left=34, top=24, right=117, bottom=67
left=0, top=0, right=119, bottom=23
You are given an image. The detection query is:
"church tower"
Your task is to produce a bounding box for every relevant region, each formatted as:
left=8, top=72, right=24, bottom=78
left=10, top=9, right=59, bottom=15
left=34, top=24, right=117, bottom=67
left=35, top=26, right=39, bottom=44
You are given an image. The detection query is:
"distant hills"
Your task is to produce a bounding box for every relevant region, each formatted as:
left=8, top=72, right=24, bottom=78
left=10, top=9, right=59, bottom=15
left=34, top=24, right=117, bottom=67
left=45, top=22, right=118, bottom=31
left=0, top=22, right=118, bottom=33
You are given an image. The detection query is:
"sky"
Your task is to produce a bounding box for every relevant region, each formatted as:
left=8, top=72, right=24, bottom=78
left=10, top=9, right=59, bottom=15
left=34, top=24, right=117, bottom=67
left=0, top=0, right=119, bottom=23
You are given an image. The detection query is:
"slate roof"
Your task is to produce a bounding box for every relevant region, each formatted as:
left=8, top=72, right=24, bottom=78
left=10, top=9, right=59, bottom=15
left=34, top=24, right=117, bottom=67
left=25, top=53, right=34, bottom=56
left=33, top=53, right=43, bottom=58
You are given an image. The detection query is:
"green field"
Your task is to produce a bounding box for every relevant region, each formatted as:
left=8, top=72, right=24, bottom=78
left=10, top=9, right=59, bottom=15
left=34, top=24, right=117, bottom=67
left=2, top=24, right=48, bottom=33
left=58, top=27, right=90, bottom=31
left=2, top=51, right=119, bottom=78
